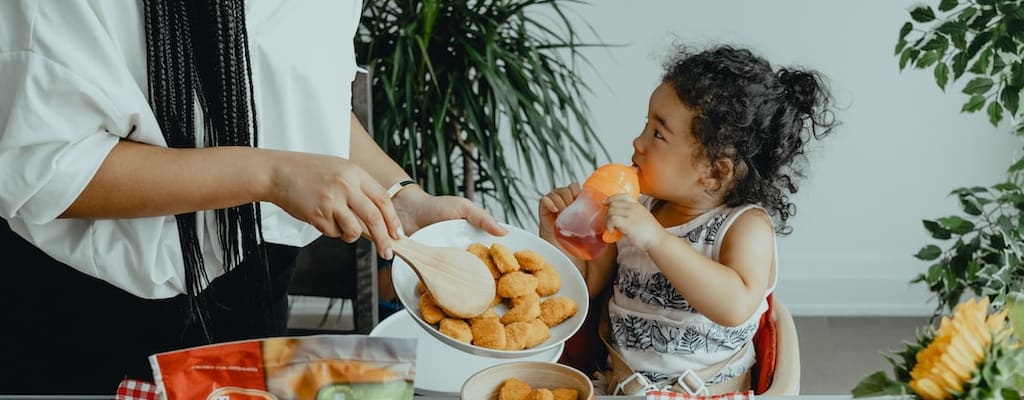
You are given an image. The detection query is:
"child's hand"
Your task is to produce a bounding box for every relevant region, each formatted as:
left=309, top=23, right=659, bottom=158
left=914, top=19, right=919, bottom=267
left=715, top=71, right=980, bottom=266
left=538, top=183, right=581, bottom=237
left=605, top=193, right=666, bottom=252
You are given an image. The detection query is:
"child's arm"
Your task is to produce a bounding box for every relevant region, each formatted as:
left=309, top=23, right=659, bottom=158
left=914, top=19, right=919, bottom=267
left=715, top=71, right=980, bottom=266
left=607, top=196, right=774, bottom=327
left=538, top=184, right=620, bottom=299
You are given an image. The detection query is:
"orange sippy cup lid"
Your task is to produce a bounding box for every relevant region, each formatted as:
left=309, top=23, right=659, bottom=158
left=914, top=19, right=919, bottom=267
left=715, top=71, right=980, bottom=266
left=583, top=163, right=639, bottom=199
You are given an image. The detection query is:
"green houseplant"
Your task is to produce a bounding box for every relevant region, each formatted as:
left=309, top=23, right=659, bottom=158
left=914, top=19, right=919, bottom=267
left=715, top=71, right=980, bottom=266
left=355, top=0, right=610, bottom=225
left=895, top=0, right=1024, bottom=315
left=849, top=3, right=1024, bottom=396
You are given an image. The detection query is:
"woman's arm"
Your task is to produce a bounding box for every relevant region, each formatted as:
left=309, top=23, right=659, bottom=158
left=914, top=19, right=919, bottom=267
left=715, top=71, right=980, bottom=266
left=62, top=134, right=404, bottom=257
left=347, top=113, right=415, bottom=197
left=61, top=141, right=272, bottom=219
left=347, top=113, right=505, bottom=238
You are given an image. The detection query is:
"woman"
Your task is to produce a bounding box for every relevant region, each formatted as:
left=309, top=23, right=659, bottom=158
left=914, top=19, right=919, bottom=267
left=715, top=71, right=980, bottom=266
left=0, top=0, right=505, bottom=394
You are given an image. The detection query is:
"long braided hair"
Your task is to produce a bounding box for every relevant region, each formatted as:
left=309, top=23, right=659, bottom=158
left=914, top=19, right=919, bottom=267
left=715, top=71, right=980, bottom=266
left=142, top=0, right=270, bottom=340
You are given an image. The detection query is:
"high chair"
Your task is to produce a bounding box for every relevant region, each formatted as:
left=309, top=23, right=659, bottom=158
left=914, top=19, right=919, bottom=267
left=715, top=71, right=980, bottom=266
left=559, top=293, right=801, bottom=395
left=761, top=296, right=801, bottom=395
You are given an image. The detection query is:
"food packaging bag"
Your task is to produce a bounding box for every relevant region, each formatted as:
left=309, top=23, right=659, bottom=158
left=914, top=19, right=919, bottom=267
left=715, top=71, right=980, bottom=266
left=150, top=335, right=416, bottom=400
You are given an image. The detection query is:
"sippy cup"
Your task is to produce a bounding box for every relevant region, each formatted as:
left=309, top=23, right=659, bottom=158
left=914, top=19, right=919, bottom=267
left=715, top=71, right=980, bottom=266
left=554, top=163, right=639, bottom=260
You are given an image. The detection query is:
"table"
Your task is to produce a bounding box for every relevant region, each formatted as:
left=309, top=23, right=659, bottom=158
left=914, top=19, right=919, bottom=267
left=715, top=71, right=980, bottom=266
left=0, top=397, right=858, bottom=400
left=415, top=397, right=856, bottom=400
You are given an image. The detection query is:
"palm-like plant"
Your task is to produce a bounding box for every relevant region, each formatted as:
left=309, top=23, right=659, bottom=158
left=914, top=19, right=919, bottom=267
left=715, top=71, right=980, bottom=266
left=356, top=0, right=610, bottom=225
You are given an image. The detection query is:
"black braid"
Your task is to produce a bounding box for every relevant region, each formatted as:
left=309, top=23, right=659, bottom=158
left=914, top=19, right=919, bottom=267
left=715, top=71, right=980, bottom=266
left=143, top=0, right=271, bottom=342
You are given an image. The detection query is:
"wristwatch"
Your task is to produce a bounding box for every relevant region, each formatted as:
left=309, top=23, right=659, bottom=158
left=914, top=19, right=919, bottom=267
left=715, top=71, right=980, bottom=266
left=386, top=179, right=417, bottom=198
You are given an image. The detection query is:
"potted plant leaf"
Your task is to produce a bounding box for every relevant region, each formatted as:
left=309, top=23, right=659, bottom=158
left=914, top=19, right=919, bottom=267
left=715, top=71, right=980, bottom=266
left=893, top=0, right=1024, bottom=315
left=355, top=0, right=610, bottom=225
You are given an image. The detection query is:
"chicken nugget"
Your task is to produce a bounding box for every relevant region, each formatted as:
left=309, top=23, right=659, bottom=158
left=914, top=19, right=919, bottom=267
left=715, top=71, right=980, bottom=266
left=490, top=293, right=504, bottom=308
left=506, top=319, right=549, bottom=349
left=470, top=309, right=500, bottom=324
left=527, top=388, right=554, bottom=400
left=468, top=242, right=501, bottom=279
left=500, top=300, right=541, bottom=325
left=489, top=243, right=521, bottom=273
left=497, top=271, right=538, bottom=298
left=503, top=324, right=527, bottom=351
left=513, top=249, right=547, bottom=272
left=499, top=378, right=532, bottom=400
left=539, top=296, right=577, bottom=327
left=552, top=388, right=579, bottom=400
left=439, top=318, right=473, bottom=343
left=503, top=325, right=528, bottom=351
left=533, top=266, right=561, bottom=297
left=471, top=316, right=507, bottom=350
left=510, top=292, right=540, bottom=309
left=420, top=293, right=446, bottom=324
left=415, top=280, right=425, bottom=295
left=523, top=319, right=550, bottom=348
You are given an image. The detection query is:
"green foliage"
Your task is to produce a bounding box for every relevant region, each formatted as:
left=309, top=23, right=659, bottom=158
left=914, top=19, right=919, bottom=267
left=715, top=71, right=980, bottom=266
left=899, top=0, right=1024, bottom=316
left=911, top=183, right=1024, bottom=314
left=852, top=313, right=1024, bottom=399
left=897, top=1, right=1024, bottom=127
left=851, top=325, right=933, bottom=397
left=962, top=339, right=1024, bottom=400
left=355, top=0, right=610, bottom=225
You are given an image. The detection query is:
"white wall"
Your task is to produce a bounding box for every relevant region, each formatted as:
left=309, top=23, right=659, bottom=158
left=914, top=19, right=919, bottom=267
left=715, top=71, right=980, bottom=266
left=512, top=1, right=1022, bottom=316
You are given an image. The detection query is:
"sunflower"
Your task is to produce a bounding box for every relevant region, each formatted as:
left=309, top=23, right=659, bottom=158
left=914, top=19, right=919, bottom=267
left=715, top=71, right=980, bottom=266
left=907, top=298, right=1008, bottom=400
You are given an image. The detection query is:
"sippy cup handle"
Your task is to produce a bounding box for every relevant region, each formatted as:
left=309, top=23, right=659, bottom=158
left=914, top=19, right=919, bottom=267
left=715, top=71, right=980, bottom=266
left=602, top=229, right=623, bottom=243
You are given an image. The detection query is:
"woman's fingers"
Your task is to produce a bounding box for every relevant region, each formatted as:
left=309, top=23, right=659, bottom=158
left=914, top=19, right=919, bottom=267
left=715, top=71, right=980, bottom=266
left=462, top=201, right=507, bottom=236
left=331, top=205, right=363, bottom=244
left=348, top=186, right=397, bottom=259
left=363, top=179, right=403, bottom=241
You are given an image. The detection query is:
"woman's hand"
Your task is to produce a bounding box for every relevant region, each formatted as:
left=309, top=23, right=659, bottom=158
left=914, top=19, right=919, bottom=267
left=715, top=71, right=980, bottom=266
left=605, top=193, right=666, bottom=252
left=392, top=185, right=506, bottom=237
left=538, top=183, right=581, bottom=237
left=266, top=150, right=402, bottom=259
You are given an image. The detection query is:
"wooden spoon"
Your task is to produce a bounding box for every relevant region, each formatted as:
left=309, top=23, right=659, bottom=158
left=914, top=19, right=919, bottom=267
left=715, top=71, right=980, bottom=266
left=366, top=229, right=496, bottom=318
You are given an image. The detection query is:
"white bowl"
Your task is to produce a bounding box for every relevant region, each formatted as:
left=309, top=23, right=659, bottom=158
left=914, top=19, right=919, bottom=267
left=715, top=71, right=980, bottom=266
left=369, top=311, right=564, bottom=396
left=391, top=219, right=589, bottom=358
left=460, top=361, right=595, bottom=400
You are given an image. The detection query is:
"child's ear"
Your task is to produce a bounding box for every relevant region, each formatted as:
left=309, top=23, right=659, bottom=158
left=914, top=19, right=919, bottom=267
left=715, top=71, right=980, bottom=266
left=701, top=158, right=735, bottom=194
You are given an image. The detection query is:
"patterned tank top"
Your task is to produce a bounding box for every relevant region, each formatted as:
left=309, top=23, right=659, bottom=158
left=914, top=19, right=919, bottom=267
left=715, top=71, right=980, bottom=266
left=607, top=198, right=777, bottom=385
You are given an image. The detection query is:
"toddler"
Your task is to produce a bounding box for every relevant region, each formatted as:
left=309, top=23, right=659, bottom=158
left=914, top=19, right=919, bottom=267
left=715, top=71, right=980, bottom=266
left=539, top=45, right=838, bottom=395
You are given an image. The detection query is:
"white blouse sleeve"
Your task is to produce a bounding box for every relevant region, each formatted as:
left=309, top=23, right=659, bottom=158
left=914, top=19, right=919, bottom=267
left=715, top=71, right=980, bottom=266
left=0, top=1, right=157, bottom=223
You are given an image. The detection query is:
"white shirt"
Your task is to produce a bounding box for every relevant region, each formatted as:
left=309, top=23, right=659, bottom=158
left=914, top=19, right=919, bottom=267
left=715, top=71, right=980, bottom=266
left=608, top=199, right=776, bottom=384
left=0, top=0, right=362, bottom=299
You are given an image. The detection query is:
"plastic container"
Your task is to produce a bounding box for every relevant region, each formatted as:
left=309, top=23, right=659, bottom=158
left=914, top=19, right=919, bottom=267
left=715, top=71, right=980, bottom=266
left=554, top=163, right=639, bottom=260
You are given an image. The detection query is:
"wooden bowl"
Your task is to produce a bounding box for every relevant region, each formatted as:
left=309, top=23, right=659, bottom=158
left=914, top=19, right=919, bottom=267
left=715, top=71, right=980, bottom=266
left=460, top=361, right=595, bottom=400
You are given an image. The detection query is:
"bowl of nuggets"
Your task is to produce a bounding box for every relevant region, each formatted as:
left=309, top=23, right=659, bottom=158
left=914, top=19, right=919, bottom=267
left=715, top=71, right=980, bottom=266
left=391, top=219, right=589, bottom=358
left=460, top=361, right=595, bottom=400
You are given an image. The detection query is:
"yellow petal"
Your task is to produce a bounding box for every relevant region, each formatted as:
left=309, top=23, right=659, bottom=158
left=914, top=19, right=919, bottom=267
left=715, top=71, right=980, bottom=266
left=911, top=377, right=949, bottom=400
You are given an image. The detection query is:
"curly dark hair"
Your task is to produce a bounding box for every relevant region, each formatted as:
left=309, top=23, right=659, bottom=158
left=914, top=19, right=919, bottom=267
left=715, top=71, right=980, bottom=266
left=662, top=45, right=838, bottom=235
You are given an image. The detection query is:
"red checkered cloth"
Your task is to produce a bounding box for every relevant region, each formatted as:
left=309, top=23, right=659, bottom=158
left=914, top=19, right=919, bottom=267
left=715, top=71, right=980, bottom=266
left=116, top=379, right=160, bottom=400
left=646, top=389, right=755, bottom=400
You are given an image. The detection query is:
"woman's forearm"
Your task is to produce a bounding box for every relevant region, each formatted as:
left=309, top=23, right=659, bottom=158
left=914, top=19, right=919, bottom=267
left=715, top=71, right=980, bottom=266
left=348, top=113, right=412, bottom=189
left=60, top=140, right=274, bottom=219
